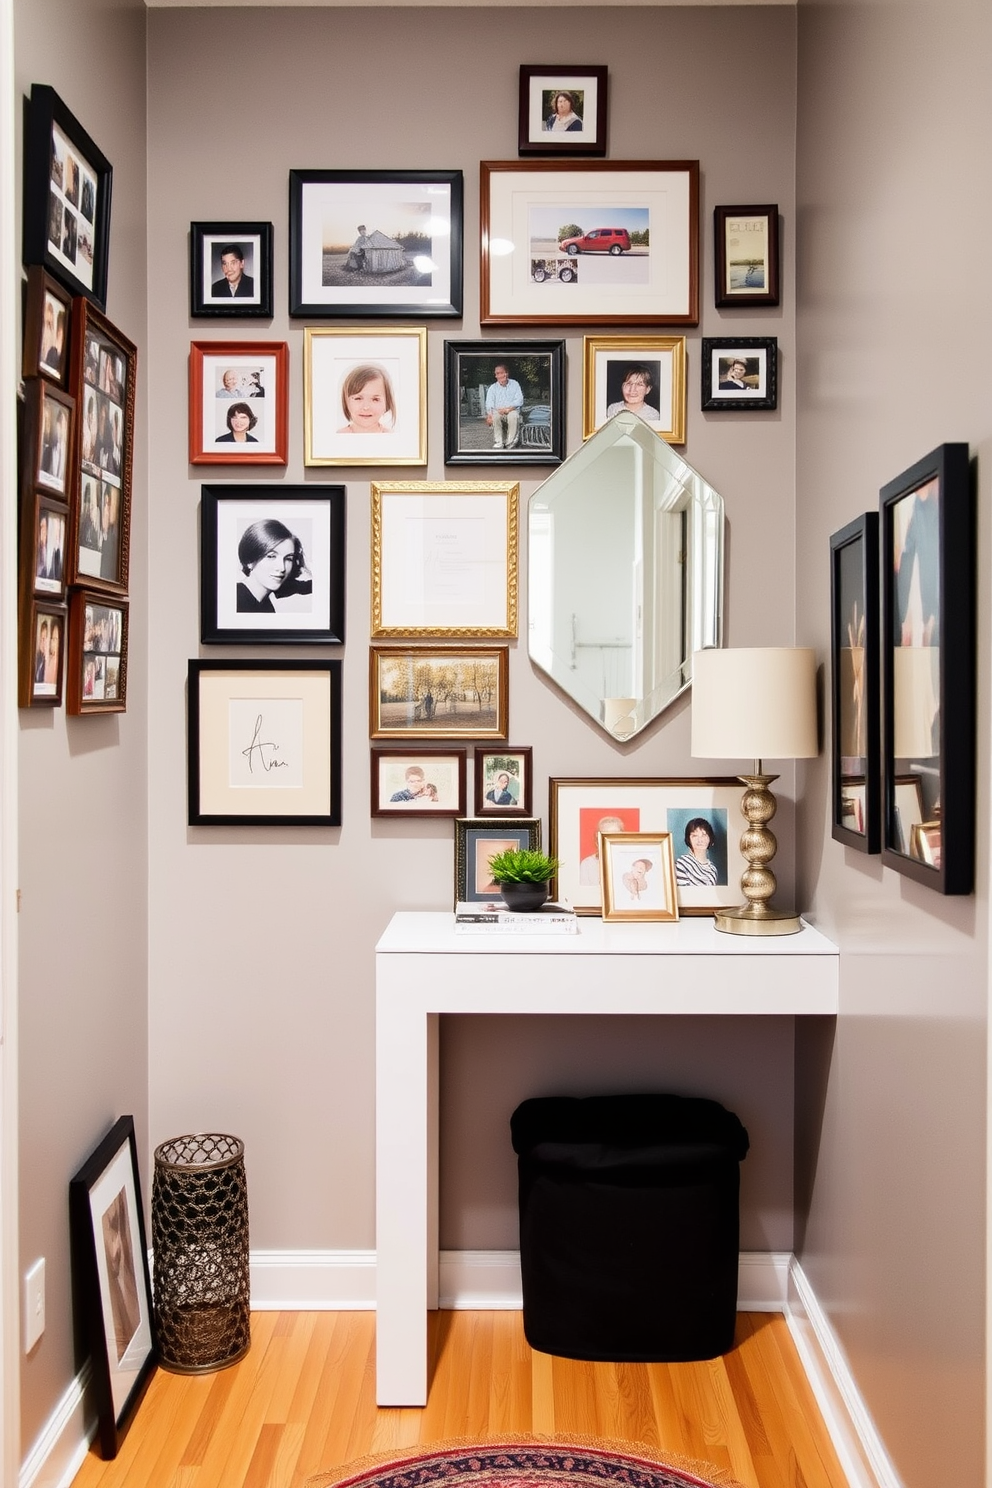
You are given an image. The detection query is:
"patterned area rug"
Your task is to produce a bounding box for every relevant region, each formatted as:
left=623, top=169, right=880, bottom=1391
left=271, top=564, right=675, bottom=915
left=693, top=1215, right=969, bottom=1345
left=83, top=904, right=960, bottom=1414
left=305, top=1437, right=747, bottom=1488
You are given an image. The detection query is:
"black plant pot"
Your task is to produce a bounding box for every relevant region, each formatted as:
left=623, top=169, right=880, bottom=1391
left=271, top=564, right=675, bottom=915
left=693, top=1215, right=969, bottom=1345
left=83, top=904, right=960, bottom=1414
left=498, top=880, right=550, bottom=913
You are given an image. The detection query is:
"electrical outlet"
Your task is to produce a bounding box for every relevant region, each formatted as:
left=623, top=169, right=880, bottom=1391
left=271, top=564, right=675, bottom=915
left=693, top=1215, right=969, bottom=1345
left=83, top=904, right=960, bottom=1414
left=23, top=1258, right=45, bottom=1352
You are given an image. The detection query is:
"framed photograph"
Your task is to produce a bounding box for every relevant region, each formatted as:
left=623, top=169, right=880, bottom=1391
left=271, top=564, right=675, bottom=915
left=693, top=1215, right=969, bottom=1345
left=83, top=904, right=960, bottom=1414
left=199, top=484, right=346, bottom=645
left=23, top=378, right=74, bottom=500
left=830, top=513, right=880, bottom=852
left=550, top=777, right=747, bottom=916
left=67, top=590, right=128, bottom=715
left=481, top=160, right=699, bottom=327
left=289, top=169, right=463, bottom=319
left=582, top=335, right=687, bottom=442
left=370, top=645, right=509, bottom=741
left=69, top=298, right=135, bottom=593
left=880, top=441, right=973, bottom=893
left=187, top=660, right=343, bottom=827
left=22, top=266, right=72, bottom=385
left=518, top=65, right=608, bottom=157
left=190, top=221, right=273, bottom=318
left=189, top=340, right=288, bottom=465
left=304, top=327, right=426, bottom=467
left=714, top=205, right=780, bottom=308
left=600, top=832, right=679, bottom=922
left=23, top=84, right=112, bottom=308
left=474, top=746, right=533, bottom=816
left=371, top=747, right=467, bottom=817
left=371, top=480, right=518, bottom=638
left=443, top=340, right=565, bottom=466
left=21, top=490, right=68, bottom=601
left=69, top=1115, right=155, bottom=1459
left=455, top=817, right=542, bottom=903
left=701, top=337, right=778, bottom=411
left=19, top=600, right=66, bottom=709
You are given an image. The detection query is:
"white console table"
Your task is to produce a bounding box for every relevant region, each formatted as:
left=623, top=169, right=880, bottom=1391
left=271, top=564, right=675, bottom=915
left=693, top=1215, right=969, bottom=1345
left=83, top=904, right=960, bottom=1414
left=375, top=911, right=839, bottom=1405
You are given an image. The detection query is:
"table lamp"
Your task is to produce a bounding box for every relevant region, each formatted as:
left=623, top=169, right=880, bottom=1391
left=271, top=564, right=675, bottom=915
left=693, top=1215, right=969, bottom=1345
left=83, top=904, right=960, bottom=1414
left=691, top=647, right=818, bottom=935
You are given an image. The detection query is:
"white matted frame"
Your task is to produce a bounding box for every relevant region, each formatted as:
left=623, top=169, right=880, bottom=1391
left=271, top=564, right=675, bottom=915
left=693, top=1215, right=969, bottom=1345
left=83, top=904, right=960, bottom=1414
left=600, top=831, right=679, bottom=922
left=189, top=341, right=288, bottom=464
left=481, top=160, right=699, bottom=326
left=582, top=334, right=686, bottom=442
left=518, top=65, right=608, bottom=157
left=187, top=660, right=342, bottom=826
left=304, top=327, right=427, bottom=467
left=371, top=480, right=518, bottom=638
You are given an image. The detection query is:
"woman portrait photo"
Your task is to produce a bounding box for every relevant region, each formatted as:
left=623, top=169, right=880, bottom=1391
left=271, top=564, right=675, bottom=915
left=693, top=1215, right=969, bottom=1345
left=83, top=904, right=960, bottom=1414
left=235, top=518, right=313, bottom=614
left=217, top=400, right=259, bottom=445
left=606, top=362, right=662, bottom=422
left=673, top=816, right=721, bottom=887
left=545, top=89, right=583, bottom=132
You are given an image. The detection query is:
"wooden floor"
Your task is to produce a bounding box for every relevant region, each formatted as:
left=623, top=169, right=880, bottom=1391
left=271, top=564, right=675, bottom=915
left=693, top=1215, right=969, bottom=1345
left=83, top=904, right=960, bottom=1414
left=71, top=1310, right=849, bottom=1488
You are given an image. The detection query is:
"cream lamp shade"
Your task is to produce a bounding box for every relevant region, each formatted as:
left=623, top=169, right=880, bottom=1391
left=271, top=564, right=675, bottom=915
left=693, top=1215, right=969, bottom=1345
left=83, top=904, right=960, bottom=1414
left=691, top=647, right=818, bottom=762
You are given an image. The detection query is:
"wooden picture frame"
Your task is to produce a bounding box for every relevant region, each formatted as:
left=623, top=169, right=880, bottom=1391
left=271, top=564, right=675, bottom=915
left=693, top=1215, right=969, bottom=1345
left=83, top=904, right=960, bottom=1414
left=474, top=745, right=533, bottom=816
left=713, top=204, right=780, bottom=307
left=304, top=327, right=426, bottom=467
left=600, top=831, right=679, bottom=922
left=23, top=84, right=112, bottom=308
left=23, top=377, right=74, bottom=502
left=289, top=169, right=463, bottom=319
left=455, top=817, right=542, bottom=903
left=369, top=646, right=509, bottom=741
left=517, top=65, right=608, bottom=157
left=371, top=747, right=467, bottom=818
left=582, top=334, right=687, bottom=442
left=21, top=490, right=68, bottom=603
left=481, top=160, right=699, bottom=326
left=22, top=266, right=72, bottom=386
left=190, top=221, right=273, bottom=318
left=371, top=481, right=518, bottom=639
left=187, top=660, right=343, bottom=827
left=701, top=337, right=778, bottom=411
left=880, top=441, right=973, bottom=893
left=19, top=600, right=66, bottom=709
left=69, top=298, right=136, bottom=593
left=443, top=340, right=565, bottom=466
left=549, top=776, right=746, bottom=916
left=67, top=590, right=128, bottom=715
left=199, top=484, right=346, bottom=645
left=830, top=513, right=880, bottom=852
left=69, top=1116, right=155, bottom=1459
left=188, top=340, right=289, bottom=465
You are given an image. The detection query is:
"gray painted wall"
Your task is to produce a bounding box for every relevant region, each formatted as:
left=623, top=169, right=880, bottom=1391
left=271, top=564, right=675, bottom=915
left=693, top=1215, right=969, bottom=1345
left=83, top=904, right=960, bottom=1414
left=795, top=0, right=991, bottom=1482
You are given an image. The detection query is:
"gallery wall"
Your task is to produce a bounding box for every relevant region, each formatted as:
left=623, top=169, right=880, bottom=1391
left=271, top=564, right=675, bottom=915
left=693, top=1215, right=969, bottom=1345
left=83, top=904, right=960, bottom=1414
left=145, top=5, right=801, bottom=1258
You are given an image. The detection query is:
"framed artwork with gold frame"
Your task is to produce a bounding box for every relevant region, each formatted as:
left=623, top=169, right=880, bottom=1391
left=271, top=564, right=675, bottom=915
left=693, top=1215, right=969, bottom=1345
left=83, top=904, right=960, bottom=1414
left=599, top=831, right=679, bottom=922
left=304, top=326, right=427, bottom=467
left=371, top=480, right=518, bottom=638
left=370, top=646, right=509, bottom=741
left=582, top=335, right=686, bottom=442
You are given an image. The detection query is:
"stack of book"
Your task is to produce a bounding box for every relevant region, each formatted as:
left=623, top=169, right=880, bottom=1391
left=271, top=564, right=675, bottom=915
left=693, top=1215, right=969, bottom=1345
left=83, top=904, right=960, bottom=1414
left=453, top=900, right=578, bottom=935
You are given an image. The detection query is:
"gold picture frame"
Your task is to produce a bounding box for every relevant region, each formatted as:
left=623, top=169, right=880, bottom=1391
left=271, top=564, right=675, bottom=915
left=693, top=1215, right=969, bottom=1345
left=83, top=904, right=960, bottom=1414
left=304, top=326, right=427, bottom=467
left=599, top=831, right=679, bottom=922
left=582, top=335, right=686, bottom=443
left=369, top=645, right=509, bottom=740
left=371, top=481, right=518, bottom=638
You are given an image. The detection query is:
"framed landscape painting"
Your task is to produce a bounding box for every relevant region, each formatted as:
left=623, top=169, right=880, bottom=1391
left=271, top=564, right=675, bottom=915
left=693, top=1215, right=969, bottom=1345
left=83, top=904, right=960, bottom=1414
left=369, top=646, right=508, bottom=741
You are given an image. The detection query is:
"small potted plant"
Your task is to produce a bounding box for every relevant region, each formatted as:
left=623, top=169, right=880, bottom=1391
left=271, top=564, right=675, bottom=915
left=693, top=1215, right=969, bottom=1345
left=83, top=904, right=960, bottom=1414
left=487, top=847, right=561, bottom=913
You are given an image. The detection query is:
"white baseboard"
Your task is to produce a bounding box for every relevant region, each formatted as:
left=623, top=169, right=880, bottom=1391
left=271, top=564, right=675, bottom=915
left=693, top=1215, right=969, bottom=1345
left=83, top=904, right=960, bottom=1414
left=19, top=1361, right=93, bottom=1488
left=249, top=1249, right=376, bottom=1310
left=785, top=1257, right=903, bottom=1488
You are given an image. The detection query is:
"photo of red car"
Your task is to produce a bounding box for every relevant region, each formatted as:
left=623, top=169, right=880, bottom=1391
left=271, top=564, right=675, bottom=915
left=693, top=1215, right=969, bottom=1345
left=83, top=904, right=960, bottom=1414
left=559, top=227, right=631, bottom=256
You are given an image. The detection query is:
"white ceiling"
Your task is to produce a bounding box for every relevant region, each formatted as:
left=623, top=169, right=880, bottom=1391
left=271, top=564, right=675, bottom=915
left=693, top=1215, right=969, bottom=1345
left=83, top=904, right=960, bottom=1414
left=145, top=0, right=793, bottom=8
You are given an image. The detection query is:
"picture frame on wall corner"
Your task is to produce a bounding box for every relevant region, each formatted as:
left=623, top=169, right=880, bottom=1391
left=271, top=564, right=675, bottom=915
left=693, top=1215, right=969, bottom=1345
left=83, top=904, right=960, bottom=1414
left=23, top=83, right=113, bottom=309
left=701, top=336, right=778, bottom=411
left=188, top=340, right=289, bottom=466
left=22, top=266, right=73, bottom=387
left=69, top=297, right=137, bottom=594
left=713, top=204, right=780, bottom=308
left=517, top=65, right=608, bottom=157
left=67, top=589, right=129, bottom=715
left=18, top=600, right=66, bottom=710
left=880, top=441, right=973, bottom=894
left=830, top=512, right=880, bottom=853
left=189, top=221, right=274, bottom=318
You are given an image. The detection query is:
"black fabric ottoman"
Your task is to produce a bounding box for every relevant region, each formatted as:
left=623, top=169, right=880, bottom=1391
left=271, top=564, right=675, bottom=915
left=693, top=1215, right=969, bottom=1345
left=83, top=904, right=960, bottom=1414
left=510, top=1093, right=750, bottom=1363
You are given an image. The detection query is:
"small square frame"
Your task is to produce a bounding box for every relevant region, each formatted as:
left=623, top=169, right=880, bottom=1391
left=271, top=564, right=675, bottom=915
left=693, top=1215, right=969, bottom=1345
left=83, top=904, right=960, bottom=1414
left=67, top=590, right=128, bottom=715
left=474, top=746, right=533, bottom=816
left=370, top=645, right=509, bottom=741
left=21, top=490, right=68, bottom=602
left=600, top=831, right=679, bottom=922
left=23, top=84, right=112, bottom=309
left=69, top=1115, right=155, bottom=1459
left=22, top=266, right=72, bottom=386
left=518, top=66, right=608, bottom=157
left=582, top=335, right=686, bottom=442
left=371, top=747, right=467, bottom=817
left=455, top=816, right=542, bottom=902
left=19, top=600, right=66, bottom=709
left=830, top=512, right=880, bottom=852
left=713, top=204, right=780, bottom=307
left=443, top=340, right=565, bottom=466
left=69, top=298, right=136, bottom=593
left=190, top=221, right=274, bottom=318
left=701, top=337, right=778, bottom=411
left=189, top=340, right=289, bottom=465
left=304, top=327, right=426, bottom=466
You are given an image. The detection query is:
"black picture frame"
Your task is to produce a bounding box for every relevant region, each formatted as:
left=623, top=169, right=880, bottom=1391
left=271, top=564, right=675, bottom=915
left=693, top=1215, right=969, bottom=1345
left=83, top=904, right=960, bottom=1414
left=701, top=337, right=778, bottom=411
left=289, top=169, right=463, bottom=319
left=454, top=817, right=542, bottom=903
left=23, top=84, right=112, bottom=309
left=69, top=1116, right=155, bottom=1459
left=713, top=204, right=780, bottom=308
left=443, top=341, right=565, bottom=466
left=830, top=513, right=880, bottom=853
left=188, top=659, right=343, bottom=827
left=200, top=484, right=346, bottom=645
left=517, top=65, right=609, bottom=157
left=880, top=442, right=973, bottom=893
left=190, top=221, right=274, bottom=318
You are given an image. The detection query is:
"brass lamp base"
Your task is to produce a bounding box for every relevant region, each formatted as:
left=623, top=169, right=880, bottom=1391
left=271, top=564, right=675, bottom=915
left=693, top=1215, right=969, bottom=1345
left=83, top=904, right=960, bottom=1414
left=714, top=903, right=803, bottom=936
left=712, top=771, right=805, bottom=938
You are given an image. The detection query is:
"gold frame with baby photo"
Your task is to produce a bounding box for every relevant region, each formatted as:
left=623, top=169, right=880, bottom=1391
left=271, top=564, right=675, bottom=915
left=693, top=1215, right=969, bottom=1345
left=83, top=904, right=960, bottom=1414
left=582, top=335, right=686, bottom=442
left=304, top=327, right=427, bottom=467
left=22, top=266, right=73, bottom=387
left=599, top=831, right=679, bottom=923
left=189, top=340, right=289, bottom=466
left=68, top=297, right=136, bottom=593
left=371, top=747, right=467, bottom=819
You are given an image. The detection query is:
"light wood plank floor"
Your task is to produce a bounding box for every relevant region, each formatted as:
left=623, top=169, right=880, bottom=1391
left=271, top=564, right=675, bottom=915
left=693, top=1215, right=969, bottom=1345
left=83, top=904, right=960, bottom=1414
left=71, top=1311, right=849, bottom=1488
